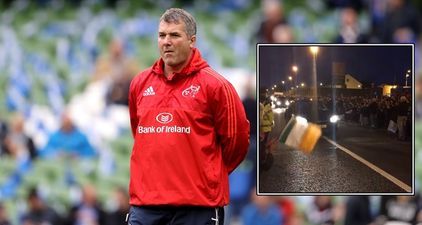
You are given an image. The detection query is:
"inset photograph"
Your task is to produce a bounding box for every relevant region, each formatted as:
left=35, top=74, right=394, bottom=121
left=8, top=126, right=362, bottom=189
left=258, top=44, right=414, bottom=194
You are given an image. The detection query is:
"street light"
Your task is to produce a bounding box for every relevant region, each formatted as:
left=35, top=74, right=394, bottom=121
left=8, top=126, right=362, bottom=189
left=292, top=65, right=298, bottom=87
left=292, top=65, right=298, bottom=73
left=301, top=83, right=305, bottom=87
left=310, top=47, right=319, bottom=94
left=310, top=46, right=319, bottom=55
left=405, top=69, right=411, bottom=87
left=310, top=46, right=319, bottom=120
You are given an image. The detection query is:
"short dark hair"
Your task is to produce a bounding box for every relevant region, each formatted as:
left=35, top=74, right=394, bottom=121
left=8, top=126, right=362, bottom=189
left=160, top=8, right=197, bottom=37
left=27, top=187, right=39, bottom=200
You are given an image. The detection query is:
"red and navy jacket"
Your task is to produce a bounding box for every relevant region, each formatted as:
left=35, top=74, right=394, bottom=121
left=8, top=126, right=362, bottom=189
left=128, top=48, right=250, bottom=207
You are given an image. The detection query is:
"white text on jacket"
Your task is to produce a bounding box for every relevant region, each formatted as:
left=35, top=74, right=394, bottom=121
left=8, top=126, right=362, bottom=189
left=138, top=125, right=191, bottom=134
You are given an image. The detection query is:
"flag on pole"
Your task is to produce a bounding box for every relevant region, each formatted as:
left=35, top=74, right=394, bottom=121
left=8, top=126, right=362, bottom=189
left=279, top=116, right=321, bottom=154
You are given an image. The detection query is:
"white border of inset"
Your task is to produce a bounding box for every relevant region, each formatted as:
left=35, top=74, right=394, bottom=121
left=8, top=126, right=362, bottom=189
left=257, top=43, right=415, bottom=196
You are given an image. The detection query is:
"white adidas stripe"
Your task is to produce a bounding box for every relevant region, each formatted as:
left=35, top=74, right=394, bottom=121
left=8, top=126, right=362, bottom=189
left=143, top=86, right=155, bottom=96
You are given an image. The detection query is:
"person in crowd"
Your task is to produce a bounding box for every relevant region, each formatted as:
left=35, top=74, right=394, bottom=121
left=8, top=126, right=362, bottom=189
left=65, top=184, right=106, bottom=225
left=256, top=0, right=287, bottom=43
left=397, top=96, right=409, bottom=141
left=20, top=187, right=62, bottom=225
left=241, top=188, right=282, bottom=225
left=416, top=75, right=422, bottom=119
left=260, top=96, right=274, bottom=171
left=380, top=0, right=422, bottom=43
left=243, top=80, right=257, bottom=142
left=2, top=113, right=37, bottom=161
left=227, top=81, right=257, bottom=221
left=306, top=196, right=335, bottom=225
left=360, top=101, right=370, bottom=127
left=92, top=39, right=138, bottom=83
left=369, top=98, right=378, bottom=128
left=390, top=97, right=399, bottom=133
left=106, top=187, right=130, bottom=225
left=272, top=24, right=295, bottom=43
left=344, top=196, right=372, bottom=225
left=0, top=118, right=8, bottom=156
left=260, top=96, right=273, bottom=145
left=276, top=196, right=296, bottom=225
left=127, top=8, right=249, bottom=225
left=93, top=39, right=139, bottom=105
left=41, top=112, right=96, bottom=158
left=379, top=195, right=421, bottom=224
left=0, top=202, right=11, bottom=225
left=334, top=7, right=369, bottom=43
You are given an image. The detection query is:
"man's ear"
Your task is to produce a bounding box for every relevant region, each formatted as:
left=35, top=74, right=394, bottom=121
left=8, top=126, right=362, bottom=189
left=190, top=35, right=196, bottom=48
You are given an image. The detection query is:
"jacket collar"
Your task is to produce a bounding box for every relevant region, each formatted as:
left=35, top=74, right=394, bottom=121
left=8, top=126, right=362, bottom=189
left=151, top=48, right=209, bottom=80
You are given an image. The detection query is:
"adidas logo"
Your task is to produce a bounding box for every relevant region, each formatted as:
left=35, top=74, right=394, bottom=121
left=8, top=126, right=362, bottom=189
left=143, top=86, right=155, bottom=96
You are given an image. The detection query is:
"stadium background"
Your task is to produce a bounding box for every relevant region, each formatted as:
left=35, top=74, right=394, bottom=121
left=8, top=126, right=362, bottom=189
left=0, top=0, right=421, bottom=224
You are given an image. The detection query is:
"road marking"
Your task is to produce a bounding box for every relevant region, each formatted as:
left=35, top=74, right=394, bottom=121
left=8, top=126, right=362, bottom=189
left=322, top=136, right=411, bottom=192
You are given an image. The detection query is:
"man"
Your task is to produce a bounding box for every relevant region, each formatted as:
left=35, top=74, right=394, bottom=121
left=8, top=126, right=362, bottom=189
left=397, top=96, right=409, bottom=141
left=259, top=96, right=274, bottom=171
left=0, top=202, right=11, bottom=225
left=40, top=112, right=96, bottom=158
left=344, top=196, right=372, bottom=225
left=127, top=8, right=250, bottom=225
left=65, top=184, right=106, bottom=225
left=21, top=188, right=62, bottom=225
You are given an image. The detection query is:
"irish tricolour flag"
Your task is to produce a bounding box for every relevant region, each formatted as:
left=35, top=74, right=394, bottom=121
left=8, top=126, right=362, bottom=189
left=279, top=116, right=322, bottom=153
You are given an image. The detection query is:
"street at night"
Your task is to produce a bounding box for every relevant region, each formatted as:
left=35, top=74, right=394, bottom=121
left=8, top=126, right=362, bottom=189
left=259, top=110, right=412, bottom=193
left=258, top=44, right=413, bottom=194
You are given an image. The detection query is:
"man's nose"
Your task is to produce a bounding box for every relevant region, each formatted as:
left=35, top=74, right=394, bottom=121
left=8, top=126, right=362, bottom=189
left=163, top=35, right=172, bottom=45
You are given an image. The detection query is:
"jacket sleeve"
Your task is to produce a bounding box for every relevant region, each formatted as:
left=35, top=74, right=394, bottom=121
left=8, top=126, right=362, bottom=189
left=266, top=105, right=274, bottom=127
left=211, top=80, right=250, bottom=174
left=128, top=77, right=139, bottom=138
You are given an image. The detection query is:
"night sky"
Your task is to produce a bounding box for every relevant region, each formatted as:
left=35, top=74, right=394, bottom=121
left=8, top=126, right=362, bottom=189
left=259, top=45, right=413, bottom=89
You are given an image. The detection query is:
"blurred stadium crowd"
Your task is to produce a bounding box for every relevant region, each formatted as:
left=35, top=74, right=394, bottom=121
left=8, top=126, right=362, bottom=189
left=0, top=0, right=421, bottom=224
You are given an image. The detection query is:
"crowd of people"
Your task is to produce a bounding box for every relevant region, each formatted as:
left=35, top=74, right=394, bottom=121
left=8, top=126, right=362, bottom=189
left=0, top=114, right=36, bottom=162
left=326, top=94, right=412, bottom=141
left=1, top=192, right=422, bottom=225
left=257, top=0, right=422, bottom=45
left=0, top=184, right=129, bottom=225
left=225, top=194, right=422, bottom=225
left=0, top=111, right=97, bottom=162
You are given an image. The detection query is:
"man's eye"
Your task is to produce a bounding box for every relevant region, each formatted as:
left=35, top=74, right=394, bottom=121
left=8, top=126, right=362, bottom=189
left=159, top=34, right=166, bottom=38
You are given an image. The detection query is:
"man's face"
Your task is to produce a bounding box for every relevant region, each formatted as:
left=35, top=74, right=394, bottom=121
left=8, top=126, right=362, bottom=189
left=158, top=21, right=195, bottom=69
